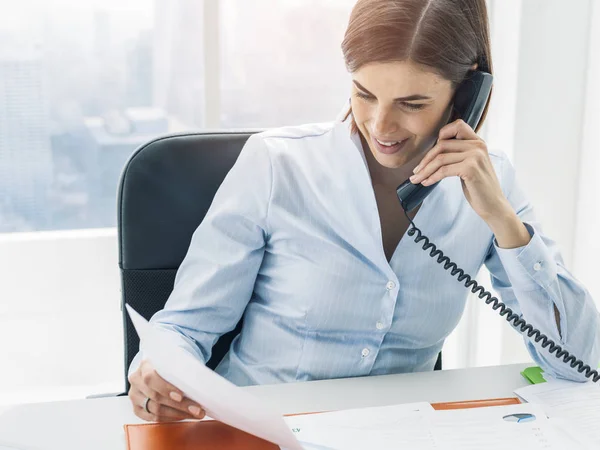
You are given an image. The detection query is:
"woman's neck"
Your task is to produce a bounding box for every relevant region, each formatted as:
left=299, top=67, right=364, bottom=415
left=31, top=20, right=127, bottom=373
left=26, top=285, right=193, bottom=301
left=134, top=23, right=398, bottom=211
left=360, top=134, right=419, bottom=190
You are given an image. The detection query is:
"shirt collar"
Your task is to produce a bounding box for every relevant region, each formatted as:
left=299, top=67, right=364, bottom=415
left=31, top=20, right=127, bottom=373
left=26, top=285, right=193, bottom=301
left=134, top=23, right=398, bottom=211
left=335, top=98, right=351, bottom=123
left=334, top=100, right=369, bottom=169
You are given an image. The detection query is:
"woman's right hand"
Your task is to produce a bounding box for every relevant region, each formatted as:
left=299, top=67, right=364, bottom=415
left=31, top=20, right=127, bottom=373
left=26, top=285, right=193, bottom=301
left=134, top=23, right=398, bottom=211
left=128, top=359, right=206, bottom=422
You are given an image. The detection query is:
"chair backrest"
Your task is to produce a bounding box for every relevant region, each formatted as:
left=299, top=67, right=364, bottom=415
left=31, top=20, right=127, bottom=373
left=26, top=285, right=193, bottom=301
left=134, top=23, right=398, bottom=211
left=117, top=130, right=442, bottom=389
left=117, top=131, right=257, bottom=388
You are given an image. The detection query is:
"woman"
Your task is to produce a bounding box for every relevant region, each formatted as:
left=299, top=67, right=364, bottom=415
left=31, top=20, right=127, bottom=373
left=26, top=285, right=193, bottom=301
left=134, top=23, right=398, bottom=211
left=128, top=0, right=600, bottom=422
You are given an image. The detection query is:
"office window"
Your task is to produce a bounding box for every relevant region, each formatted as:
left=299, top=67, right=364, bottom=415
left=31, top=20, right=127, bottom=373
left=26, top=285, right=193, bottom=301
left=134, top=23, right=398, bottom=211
left=219, top=0, right=351, bottom=128
left=0, top=0, right=353, bottom=233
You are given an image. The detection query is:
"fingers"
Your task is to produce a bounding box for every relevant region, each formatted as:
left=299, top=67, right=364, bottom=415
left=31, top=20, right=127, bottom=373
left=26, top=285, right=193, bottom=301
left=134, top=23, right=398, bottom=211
left=412, top=143, right=494, bottom=186
left=420, top=160, right=475, bottom=186
left=129, top=386, right=195, bottom=422
left=413, top=139, right=478, bottom=176
left=415, top=118, right=480, bottom=175
left=139, top=360, right=205, bottom=416
left=410, top=152, right=466, bottom=185
left=134, top=404, right=189, bottom=423
left=438, top=118, right=478, bottom=141
left=128, top=360, right=206, bottom=422
left=139, top=359, right=185, bottom=403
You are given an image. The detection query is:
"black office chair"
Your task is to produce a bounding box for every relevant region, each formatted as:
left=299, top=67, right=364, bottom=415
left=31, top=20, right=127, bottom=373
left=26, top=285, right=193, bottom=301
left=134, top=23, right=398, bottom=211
left=117, top=131, right=442, bottom=392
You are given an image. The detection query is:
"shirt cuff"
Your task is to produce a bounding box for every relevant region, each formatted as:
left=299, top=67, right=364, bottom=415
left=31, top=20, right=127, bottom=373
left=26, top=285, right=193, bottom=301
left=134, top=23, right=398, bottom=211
left=493, top=222, right=558, bottom=292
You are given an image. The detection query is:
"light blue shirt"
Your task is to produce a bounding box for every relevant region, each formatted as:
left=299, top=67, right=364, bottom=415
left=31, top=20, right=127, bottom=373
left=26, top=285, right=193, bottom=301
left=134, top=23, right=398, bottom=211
left=132, top=114, right=600, bottom=385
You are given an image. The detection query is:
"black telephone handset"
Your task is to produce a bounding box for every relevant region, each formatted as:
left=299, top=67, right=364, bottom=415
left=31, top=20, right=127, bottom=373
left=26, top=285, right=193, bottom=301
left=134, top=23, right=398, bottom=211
left=396, top=71, right=600, bottom=383
left=396, top=70, right=494, bottom=212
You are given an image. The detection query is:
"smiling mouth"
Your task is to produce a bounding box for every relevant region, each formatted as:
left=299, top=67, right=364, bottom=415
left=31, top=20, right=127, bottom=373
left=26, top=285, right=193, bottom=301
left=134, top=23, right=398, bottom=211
left=372, top=136, right=409, bottom=155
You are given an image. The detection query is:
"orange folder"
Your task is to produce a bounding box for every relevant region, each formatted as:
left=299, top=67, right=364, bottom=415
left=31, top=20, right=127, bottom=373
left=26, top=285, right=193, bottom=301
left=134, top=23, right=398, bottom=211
left=124, top=397, right=521, bottom=450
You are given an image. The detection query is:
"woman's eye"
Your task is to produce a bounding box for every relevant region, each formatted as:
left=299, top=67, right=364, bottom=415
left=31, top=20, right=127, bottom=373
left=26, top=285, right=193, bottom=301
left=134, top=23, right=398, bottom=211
left=355, top=91, right=374, bottom=101
left=402, top=103, right=425, bottom=112
left=354, top=92, right=425, bottom=112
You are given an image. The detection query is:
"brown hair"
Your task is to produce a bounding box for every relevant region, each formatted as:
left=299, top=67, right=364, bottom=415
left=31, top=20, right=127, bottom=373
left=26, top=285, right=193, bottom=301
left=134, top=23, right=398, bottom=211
left=341, top=0, right=493, bottom=134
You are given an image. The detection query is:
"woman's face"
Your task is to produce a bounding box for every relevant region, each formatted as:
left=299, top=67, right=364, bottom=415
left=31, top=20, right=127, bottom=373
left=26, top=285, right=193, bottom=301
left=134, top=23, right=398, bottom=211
left=350, top=60, right=456, bottom=170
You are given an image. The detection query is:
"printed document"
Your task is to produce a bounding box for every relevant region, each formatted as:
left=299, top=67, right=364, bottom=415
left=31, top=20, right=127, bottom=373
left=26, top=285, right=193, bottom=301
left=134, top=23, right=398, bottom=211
left=516, top=377, right=600, bottom=448
left=284, top=402, right=574, bottom=449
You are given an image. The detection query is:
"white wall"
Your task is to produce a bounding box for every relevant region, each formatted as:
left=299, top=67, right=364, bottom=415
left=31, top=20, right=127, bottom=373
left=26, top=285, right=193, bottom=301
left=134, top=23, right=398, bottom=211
left=499, top=0, right=596, bottom=364
left=0, top=229, right=124, bottom=404
left=573, top=0, right=600, bottom=302
left=512, top=0, right=592, bottom=267
left=484, top=0, right=522, bottom=161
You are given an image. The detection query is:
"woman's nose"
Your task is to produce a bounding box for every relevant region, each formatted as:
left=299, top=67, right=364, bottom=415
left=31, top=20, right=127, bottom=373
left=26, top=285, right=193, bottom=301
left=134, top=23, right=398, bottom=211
left=372, top=108, right=399, bottom=136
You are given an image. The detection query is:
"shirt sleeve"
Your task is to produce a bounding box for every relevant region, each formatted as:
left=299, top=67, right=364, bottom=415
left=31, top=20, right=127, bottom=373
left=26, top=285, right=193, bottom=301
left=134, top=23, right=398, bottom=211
left=483, top=152, right=600, bottom=382
left=128, top=134, right=272, bottom=376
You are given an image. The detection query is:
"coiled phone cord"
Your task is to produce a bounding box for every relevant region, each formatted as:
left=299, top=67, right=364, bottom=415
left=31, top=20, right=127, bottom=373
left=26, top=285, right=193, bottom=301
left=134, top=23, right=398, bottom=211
left=402, top=209, right=600, bottom=383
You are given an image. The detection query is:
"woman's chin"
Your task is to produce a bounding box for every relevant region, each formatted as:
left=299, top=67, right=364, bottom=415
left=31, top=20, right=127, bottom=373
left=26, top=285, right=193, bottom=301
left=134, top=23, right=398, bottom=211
left=373, top=152, right=408, bottom=169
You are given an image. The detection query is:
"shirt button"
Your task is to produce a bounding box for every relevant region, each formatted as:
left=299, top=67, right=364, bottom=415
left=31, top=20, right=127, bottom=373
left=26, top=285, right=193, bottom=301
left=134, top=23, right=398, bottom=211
left=533, top=262, right=542, bottom=271
left=386, top=281, right=396, bottom=290
left=376, top=322, right=385, bottom=330
left=361, top=348, right=370, bottom=357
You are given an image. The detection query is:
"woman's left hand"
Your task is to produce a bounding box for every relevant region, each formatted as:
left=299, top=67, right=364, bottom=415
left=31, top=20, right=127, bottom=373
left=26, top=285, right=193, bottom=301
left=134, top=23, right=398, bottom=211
left=409, top=119, right=511, bottom=223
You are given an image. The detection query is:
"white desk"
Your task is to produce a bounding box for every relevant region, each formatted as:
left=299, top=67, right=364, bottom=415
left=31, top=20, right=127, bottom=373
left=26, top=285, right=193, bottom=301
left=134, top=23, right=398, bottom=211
left=0, top=363, right=530, bottom=450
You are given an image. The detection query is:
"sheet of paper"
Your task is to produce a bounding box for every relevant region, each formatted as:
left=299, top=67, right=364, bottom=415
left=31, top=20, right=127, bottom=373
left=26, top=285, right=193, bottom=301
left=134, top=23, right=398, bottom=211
left=283, top=402, right=576, bottom=450
left=429, top=403, right=574, bottom=450
left=515, top=378, right=600, bottom=448
left=283, top=402, right=436, bottom=450
left=126, top=304, right=303, bottom=450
